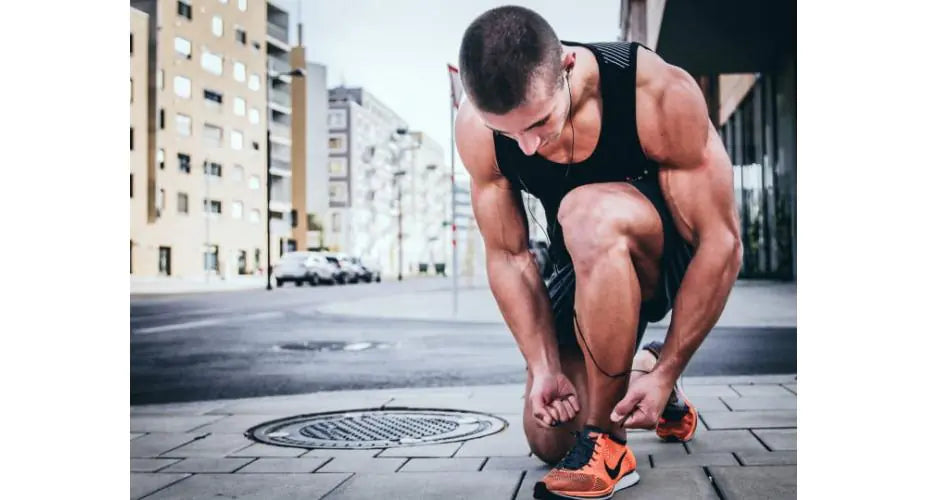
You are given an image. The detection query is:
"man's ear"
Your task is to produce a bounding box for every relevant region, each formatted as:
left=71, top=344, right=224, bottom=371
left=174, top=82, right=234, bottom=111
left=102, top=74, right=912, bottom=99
left=562, top=51, right=577, bottom=73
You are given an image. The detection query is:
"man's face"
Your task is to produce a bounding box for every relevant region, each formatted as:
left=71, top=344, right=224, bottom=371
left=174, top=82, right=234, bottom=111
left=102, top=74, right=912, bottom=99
left=480, top=73, right=570, bottom=156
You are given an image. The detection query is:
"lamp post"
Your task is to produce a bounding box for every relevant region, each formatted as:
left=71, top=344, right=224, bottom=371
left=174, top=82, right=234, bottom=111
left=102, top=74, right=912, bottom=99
left=393, top=169, right=407, bottom=280
left=266, top=68, right=305, bottom=291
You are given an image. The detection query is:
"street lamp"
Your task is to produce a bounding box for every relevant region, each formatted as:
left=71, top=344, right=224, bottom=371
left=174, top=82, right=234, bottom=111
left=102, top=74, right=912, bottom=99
left=393, top=169, right=407, bottom=280
left=266, top=68, right=305, bottom=291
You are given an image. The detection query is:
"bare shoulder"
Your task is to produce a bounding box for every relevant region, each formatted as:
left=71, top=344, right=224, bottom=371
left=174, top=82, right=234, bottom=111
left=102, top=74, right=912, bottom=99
left=634, top=47, right=710, bottom=168
left=455, top=99, right=504, bottom=185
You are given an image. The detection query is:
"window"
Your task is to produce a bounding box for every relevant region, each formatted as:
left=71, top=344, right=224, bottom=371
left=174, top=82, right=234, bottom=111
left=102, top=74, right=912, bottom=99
left=157, top=188, right=166, bottom=215
left=178, top=153, right=191, bottom=173
left=177, top=0, right=192, bottom=20
left=173, top=75, right=191, bottom=98
left=130, top=174, right=134, bottom=197
left=232, top=201, right=243, bottom=219
left=248, top=74, right=260, bottom=91
left=237, top=250, right=247, bottom=274
left=157, top=148, right=165, bottom=170
left=174, top=36, right=191, bottom=58
left=327, top=109, right=347, bottom=129
left=248, top=107, right=259, bottom=124
left=130, top=33, right=133, bottom=55
left=248, top=175, right=260, bottom=190
left=203, top=245, right=219, bottom=272
left=235, top=28, right=247, bottom=45
left=201, top=50, right=223, bottom=75
left=232, top=165, right=244, bottom=181
left=328, top=133, right=347, bottom=153
left=130, top=127, right=134, bottom=150
left=205, top=161, right=222, bottom=177
left=176, top=113, right=192, bottom=136
left=249, top=209, right=260, bottom=223
left=328, top=158, right=347, bottom=177
left=233, top=97, right=245, bottom=116
left=329, top=181, right=348, bottom=203
left=233, top=62, right=246, bottom=82
left=158, top=247, right=172, bottom=276
left=203, top=199, right=222, bottom=215
left=157, top=70, right=164, bottom=90
left=203, top=123, right=222, bottom=147
left=203, top=91, right=223, bottom=110
left=231, top=130, right=244, bottom=150
left=177, top=193, right=189, bottom=214
left=159, top=108, right=165, bottom=129
left=252, top=141, right=260, bottom=151
left=212, top=16, right=223, bottom=37
left=130, top=78, right=133, bottom=103
left=332, top=212, right=341, bottom=233
left=238, top=0, right=247, bottom=12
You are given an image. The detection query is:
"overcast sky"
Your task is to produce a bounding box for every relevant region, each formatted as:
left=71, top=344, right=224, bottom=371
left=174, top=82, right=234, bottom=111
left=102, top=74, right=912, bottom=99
left=279, top=0, right=622, bottom=170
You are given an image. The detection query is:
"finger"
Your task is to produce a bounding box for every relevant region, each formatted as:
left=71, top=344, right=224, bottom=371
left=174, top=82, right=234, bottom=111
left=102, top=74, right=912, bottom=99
left=535, top=407, right=557, bottom=428
left=623, top=410, right=657, bottom=430
left=551, top=399, right=572, bottom=422
left=566, top=394, right=580, bottom=414
left=612, top=390, right=642, bottom=418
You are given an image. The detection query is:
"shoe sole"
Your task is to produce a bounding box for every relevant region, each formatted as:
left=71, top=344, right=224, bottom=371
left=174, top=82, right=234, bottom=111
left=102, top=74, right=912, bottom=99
left=658, top=399, right=698, bottom=443
left=533, top=470, right=641, bottom=500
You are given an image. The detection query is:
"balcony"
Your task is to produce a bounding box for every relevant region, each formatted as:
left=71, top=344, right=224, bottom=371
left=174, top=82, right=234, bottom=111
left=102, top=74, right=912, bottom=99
left=269, top=121, right=290, bottom=139
left=269, top=56, right=290, bottom=75
left=270, top=88, right=291, bottom=108
left=269, top=158, right=291, bottom=176
left=267, top=23, right=288, bottom=44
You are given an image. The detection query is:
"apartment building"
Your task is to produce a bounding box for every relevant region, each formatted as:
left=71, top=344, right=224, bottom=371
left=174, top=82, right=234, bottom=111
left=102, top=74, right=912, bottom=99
left=130, top=0, right=301, bottom=278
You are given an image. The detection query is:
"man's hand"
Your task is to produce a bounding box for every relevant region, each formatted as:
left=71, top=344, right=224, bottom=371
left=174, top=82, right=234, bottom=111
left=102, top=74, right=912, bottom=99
left=610, top=371, right=675, bottom=429
left=528, top=371, right=581, bottom=428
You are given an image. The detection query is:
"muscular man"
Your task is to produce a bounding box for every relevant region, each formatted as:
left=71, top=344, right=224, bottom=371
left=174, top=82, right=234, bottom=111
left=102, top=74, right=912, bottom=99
left=455, top=6, right=742, bottom=499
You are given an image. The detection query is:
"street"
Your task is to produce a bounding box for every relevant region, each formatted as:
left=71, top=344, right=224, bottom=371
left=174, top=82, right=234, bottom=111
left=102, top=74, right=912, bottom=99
left=131, top=278, right=796, bottom=406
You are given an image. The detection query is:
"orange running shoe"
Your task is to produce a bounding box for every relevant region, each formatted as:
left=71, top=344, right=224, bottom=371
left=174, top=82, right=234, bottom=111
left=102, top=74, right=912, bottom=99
left=639, top=341, right=699, bottom=443
left=534, top=425, right=640, bottom=500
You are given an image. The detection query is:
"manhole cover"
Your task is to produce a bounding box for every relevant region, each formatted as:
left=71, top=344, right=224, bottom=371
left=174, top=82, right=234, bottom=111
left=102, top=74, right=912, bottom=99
left=246, top=408, right=508, bottom=449
left=276, top=341, right=388, bottom=352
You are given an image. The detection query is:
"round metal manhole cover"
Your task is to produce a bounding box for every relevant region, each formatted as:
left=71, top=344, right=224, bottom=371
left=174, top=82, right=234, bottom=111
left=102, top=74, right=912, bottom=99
left=246, top=408, right=508, bottom=449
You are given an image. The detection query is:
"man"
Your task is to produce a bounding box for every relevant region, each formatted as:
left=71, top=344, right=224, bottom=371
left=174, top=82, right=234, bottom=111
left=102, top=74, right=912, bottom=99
left=455, top=6, right=742, bottom=499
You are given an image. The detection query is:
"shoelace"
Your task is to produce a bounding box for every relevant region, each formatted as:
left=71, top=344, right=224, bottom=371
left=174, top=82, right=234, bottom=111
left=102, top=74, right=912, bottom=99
left=555, top=431, right=600, bottom=471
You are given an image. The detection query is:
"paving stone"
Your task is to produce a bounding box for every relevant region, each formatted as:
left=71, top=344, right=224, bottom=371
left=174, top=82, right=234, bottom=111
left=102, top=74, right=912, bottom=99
left=130, top=473, right=191, bottom=500
left=131, top=433, right=205, bottom=458
left=187, top=414, right=290, bottom=434
left=142, top=473, right=352, bottom=500
left=753, top=429, right=797, bottom=451
left=735, top=451, right=798, bottom=466
left=325, top=471, right=522, bottom=500
left=700, top=411, right=796, bottom=430
left=683, top=395, right=731, bottom=412
left=217, top=392, right=394, bottom=414
left=159, top=457, right=254, bottom=473
left=483, top=456, right=550, bottom=472
left=783, top=383, right=797, bottom=395
left=130, top=458, right=181, bottom=472
left=682, top=375, right=796, bottom=386
left=722, top=396, right=796, bottom=411
left=455, top=426, right=531, bottom=457
left=675, top=385, right=740, bottom=398
left=131, top=433, right=145, bottom=441
left=228, top=442, right=307, bottom=457
left=400, top=457, right=485, bottom=472
left=131, top=401, right=230, bottom=416
left=652, top=452, right=738, bottom=468
left=515, top=469, right=547, bottom=500
left=235, top=457, right=330, bottom=473
left=730, top=384, right=793, bottom=397
left=377, top=442, right=462, bottom=457
left=627, top=433, right=689, bottom=458
left=686, top=430, right=768, bottom=454
left=316, top=456, right=407, bottom=473
left=526, top=467, right=719, bottom=500
left=160, top=433, right=254, bottom=458
left=302, top=448, right=383, bottom=459
left=709, top=465, right=797, bottom=499
left=130, top=415, right=225, bottom=433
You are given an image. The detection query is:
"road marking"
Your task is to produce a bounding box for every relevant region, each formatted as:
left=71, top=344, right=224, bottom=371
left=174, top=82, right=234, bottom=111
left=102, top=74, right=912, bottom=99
left=132, top=311, right=285, bottom=335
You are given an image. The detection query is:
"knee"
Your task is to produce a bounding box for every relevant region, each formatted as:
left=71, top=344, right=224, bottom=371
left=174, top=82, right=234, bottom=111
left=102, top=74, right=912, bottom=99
left=527, top=434, right=569, bottom=466
left=558, top=186, right=637, bottom=272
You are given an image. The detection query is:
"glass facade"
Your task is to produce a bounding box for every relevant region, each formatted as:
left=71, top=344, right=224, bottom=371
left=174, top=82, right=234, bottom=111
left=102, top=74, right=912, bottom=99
left=719, top=74, right=794, bottom=279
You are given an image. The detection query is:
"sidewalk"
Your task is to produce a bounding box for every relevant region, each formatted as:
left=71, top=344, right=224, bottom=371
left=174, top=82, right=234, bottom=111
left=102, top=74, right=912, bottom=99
left=131, top=275, right=268, bottom=296
left=316, top=279, right=797, bottom=328
left=131, top=375, right=797, bottom=499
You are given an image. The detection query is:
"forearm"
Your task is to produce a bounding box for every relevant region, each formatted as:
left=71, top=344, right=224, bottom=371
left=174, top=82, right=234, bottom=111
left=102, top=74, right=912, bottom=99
left=486, top=249, right=561, bottom=376
left=654, top=236, right=742, bottom=381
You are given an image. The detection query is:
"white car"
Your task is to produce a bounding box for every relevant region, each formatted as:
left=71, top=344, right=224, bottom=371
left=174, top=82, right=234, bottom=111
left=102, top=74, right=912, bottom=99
left=274, top=251, right=335, bottom=287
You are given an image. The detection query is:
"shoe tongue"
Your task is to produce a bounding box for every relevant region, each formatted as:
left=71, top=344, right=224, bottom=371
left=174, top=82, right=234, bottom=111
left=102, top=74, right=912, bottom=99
left=582, top=425, right=626, bottom=445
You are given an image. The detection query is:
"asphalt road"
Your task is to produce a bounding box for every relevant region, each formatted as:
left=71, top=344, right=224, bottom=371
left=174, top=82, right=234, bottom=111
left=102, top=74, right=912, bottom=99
left=130, top=279, right=796, bottom=405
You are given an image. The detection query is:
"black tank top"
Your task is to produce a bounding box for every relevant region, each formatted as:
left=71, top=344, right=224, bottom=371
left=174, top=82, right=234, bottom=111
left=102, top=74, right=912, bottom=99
left=493, top=40, right=660, bottom=263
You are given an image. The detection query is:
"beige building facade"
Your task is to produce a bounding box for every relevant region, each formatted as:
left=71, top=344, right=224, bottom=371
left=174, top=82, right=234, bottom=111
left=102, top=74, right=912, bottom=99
left=130, top=0, right=306, bottom=279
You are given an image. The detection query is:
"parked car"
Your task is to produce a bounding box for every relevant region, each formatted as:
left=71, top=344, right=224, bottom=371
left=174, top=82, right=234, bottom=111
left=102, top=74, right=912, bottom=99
left=333, top=253, right=364, bottom=284
left=307, top=251, right=340, bottom=285
left=349, top=257, right=381, bottom=283
left=321, top=254, right=348, bottom=284
left=274, top=251, right=335, bottom=287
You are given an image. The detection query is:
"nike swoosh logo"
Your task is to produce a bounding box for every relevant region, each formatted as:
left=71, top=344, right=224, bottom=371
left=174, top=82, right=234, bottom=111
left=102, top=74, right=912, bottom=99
left=605, top=450, right=627, bottom=480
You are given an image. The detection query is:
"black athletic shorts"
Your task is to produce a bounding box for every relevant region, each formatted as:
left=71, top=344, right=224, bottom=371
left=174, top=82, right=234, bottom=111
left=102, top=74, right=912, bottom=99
left=546, top=176, right=694, bottom=350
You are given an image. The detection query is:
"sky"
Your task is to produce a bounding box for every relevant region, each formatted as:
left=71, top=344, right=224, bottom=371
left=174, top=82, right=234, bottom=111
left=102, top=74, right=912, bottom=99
left=278, top=0, right=622, bottom=173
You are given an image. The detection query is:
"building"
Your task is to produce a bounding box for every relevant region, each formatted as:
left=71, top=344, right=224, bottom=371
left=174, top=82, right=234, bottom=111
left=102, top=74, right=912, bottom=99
left=620, top=0, right=796, bottom=279
left=130, top=0, right=306, bottom=279
left=404, top=132, right=451, bottom=275
left=303, top=62, right=330, bottom=249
